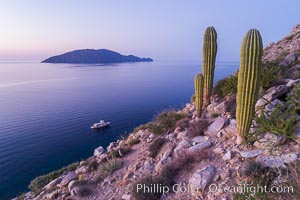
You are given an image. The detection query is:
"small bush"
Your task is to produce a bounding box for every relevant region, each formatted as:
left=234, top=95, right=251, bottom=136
left=187, top=120, right=210, bottom=137
left=154, top=110, right=186, bottom=132
left=254, top=88, right=299, bottom=140
left=29, top=162, right=79, bottom=195
left=148, top=138, right=167, bottom=158
left=175, top=118, right=190, bottom=130
left=127, top=138, right=140, bottom=146
left=108, top=147, right=131, bottom=159
left=77, top=185, right=92, bottom=197
left=225, top=95, right=237, bottom=117
left=191, top=94, right=196, bottom=102
left=135, top=110, right=186, bottom=135
left=243, top=161, right=265, bottom=177
left=211, top=113, right=219, bottom=118
left=213, top=73, right=238, bottom=98
left=261, top=62, right=286, bottom=89
left=159, top=151, right=207, bottom=186
left=286, top=161, right=300, bottom=198
left=87, top=159, right=98, bottom=172
left=96, top=159, right=122, bottom=181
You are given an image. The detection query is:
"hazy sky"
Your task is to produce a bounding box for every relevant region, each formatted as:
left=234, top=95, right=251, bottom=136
left=0, top=0, right=299, bottom=61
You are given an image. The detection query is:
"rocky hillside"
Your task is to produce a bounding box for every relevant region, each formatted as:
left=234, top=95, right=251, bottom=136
left=15, top=24, right=300, bottom=200
left=263, top=23, right=300, bottom=64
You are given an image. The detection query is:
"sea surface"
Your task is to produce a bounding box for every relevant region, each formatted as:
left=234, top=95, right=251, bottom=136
left=0, top=61, right=238, bottom=199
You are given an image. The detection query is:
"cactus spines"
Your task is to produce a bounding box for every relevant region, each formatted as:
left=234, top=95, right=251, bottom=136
left=194, top=73, right=204, bottom=117
left=236, top=29, right=263, bottom=143
left=202, top=26, right=217, bottom=106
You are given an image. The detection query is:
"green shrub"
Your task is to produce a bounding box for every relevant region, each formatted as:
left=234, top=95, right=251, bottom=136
left=148, top=138, right=167, bottom=158
left=127, top=138, right=140, bottom=146
left=191, top=94, right=196, bottom=102
left=154, top=110, right=186, bottom=131
left=29, top=162, right=79, bottom=195
left=213, top=74, right=238, bottom=98
left=87, top=159, right=98, bottom=172
left=96, top=159, right=122, bottom=180
left=108, top=147, right=131, bottom=159
left=261, top=62, right=285, bottom=89
left=255, top=93, right=298, bottom=140
left=211, top=113, right=219, bottom=118
left=134, top=110, right=186, bottom=135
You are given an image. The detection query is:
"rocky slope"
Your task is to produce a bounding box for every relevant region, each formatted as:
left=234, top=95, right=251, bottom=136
left=263, top=23, right=300, bottom=64
left=15, top=24, right=300, bottom=200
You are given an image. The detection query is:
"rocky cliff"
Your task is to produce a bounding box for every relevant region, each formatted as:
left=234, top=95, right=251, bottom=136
left=15, top=24, right=300, bottom=200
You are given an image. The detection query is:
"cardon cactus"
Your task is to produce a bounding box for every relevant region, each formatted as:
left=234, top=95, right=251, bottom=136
left=236, top=29, right=263, bottom=143
left=194, top=73, right=204, bottom=117
left=202, top=26, right=217, bottom=106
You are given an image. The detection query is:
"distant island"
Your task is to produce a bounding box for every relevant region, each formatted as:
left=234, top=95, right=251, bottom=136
left=41, top=49, right=153, bottom=64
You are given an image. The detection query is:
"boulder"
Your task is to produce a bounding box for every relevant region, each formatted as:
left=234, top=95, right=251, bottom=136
left=192, top=136, right=210, bottom=144
left=176, top=130, right=188, bottom=140
left=214, top=101, right=226, bottom=114
left=206, top=117, right=226, bottom=135
left=189, top=165, right=216, bottom=193
left=255, top=85, right=288, bottom=110
left=187, top=141, right=212, bottom=154
left=142, top=160, right=156, bottom=173
left=122, top=193, right=133, bottom=200
left=281, top=153, right=298, bottom=163
left=221, top=119, right=237, bottom=139
left=239, top=149, right=263, bottom=158
left=60, top=171, right=77, bottom=187
left=286, top=79, right=300, bottom=87
left=207, top=102, right=218, bottom=114
left=256, top=156, right=286, bottom=168
left=253, top=133, right=286, bottom=149
left=279, top=53, right=297, bottom=66
left=136, top=129, right=151, bottom=139
left=155, top=157, right=172, bottom=172
left=286, top=65, right=300, bottom=79
left=174, top=140, right=192, bottom=156
left=75, top=166, right=88, bottom=175
left=222, top=151, right=233, bottom=161
left=213, top=147, right=225, bottom=155
left=107, top=142, right=118, bottom=151
left=68, top=180, right=77, bottom=192
left=157, top=142, right=175, bottom=160
left=264, top=99, right=282, bottom=114
left=94, top=146, right=105, bottom=157
left=44, top=177, right=62, bottom=190
left=256, top=153, right=298, bottom=168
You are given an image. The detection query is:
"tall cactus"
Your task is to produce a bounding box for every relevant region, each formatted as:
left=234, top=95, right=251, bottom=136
left=236, top=29, right=263, bottom=143
left=194, top=73, right=204, bottom=117
left=202, top=26, right=217, bottom=106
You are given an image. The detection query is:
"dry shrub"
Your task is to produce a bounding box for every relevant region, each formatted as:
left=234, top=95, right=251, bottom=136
left=224, top=95, right=236, bottom=117
left=148, top=137, right=167, bottom=158
left=187, top=120, right=210, bottom=137
left=175, top=118, right=190, bottom=130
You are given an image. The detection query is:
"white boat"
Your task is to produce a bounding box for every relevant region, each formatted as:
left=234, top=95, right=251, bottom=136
left=91, top=120, right=110, bottom=129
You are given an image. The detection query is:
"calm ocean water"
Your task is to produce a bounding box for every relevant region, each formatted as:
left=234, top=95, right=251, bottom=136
left=0, top=61, right=238, bottom=199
